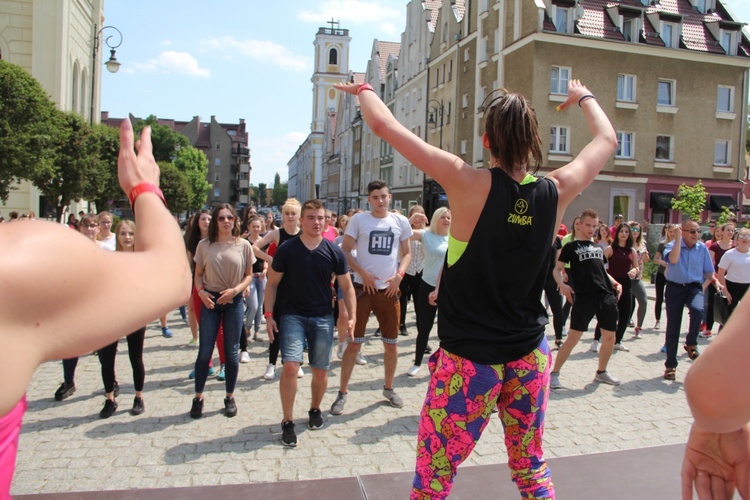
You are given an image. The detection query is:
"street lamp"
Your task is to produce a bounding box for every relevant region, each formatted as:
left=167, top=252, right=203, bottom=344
left=90, top=25, right=123, bottom=124
left=424, top=99, right=446, bottom=217
left=427, top=99, right=444, bottom=149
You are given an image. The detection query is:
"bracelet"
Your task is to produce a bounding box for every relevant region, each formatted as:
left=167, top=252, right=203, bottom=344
left=128, top=183, right=167, bottom=213
left=263, top=312, right=273, bottom=319
left=397, top=270, right=405, bottom=278
left=357, top=83, right=375, bottom=95
left=578, top=94, right=596, bottom=107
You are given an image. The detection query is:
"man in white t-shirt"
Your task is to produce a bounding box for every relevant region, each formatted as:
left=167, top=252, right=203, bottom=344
left=331, top=180, right=412, bottom=415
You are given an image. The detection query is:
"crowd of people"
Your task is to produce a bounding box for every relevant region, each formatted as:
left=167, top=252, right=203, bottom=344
left=2, top=81, right=749, bottom=498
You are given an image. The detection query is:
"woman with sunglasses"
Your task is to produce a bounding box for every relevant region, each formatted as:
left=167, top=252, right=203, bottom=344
left=190, top=204, right=255, bottom=419
left=704, top=222, right=735, bottom=337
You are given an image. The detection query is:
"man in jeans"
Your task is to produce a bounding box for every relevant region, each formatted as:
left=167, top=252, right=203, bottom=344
left=662, top=220, right=716, bottom=380
left=332, top=180, right=412, bottom=415
left=265, top=199, right=355, bottom=446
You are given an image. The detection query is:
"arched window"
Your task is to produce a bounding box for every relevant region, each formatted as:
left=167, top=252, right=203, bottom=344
left=72, top=61, right=79, bottom=112
left=328, top=48, right=338, bottom=65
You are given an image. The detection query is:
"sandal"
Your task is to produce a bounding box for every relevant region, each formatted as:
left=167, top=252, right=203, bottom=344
left=683, top=344, right=700, bottom=361
left=555, top=340, right=563, bottom=348
left=664, top=368, right=676, bottom=381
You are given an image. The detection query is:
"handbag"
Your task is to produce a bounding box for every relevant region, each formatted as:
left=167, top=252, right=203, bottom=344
left=713, top=291, right=730, bottom=325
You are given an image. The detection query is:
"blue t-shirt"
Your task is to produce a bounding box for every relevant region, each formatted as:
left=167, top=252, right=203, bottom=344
left=420, top=231, right=448, bottom=287
left=272, top=237, right=348, bottom=316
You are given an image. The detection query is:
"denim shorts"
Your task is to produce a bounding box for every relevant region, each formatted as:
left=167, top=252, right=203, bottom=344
left=279, top=314, right=335, bottom=370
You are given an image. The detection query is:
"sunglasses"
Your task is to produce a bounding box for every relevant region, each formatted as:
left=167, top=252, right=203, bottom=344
left=738, top=234, right=750, bottom=240
left=682, top=229, right=700, bottom=235
left=217, top=215, right=235, bottom=222
left=631, top=228, right=641, bottom=233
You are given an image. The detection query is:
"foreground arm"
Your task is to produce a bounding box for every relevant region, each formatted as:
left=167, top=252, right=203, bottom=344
left=0, top=119, right=191, bottom=415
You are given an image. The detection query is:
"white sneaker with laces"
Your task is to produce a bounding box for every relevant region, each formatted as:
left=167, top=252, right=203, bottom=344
left=549, top=372, right=562, bottom=389
left=406, top=365, right=420, bottom=377
left=589, top=340, right=599, bottom=353
left=613, top=343, right=629, bottom=352
left=355, top=352, right=367, bottom=365
left=239, top=351, right=251, bottom=363
left=263, top=364, right=275, bottom=380
left=594, top=371, right=621, bottom=386
left=297, top=366, right=304, bottom=378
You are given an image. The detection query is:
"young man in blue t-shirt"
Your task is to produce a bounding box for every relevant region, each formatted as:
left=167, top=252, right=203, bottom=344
left=265, top=199, right=356, bottom=446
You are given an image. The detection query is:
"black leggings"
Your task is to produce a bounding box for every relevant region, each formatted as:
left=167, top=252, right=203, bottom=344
left=414, top=280, right=437, bottom=366
left=98, top=328, right=146, bottom=394
left=654, top=272, right=666, bottom=321
left=726, top=280, right=750, bottom=318
left=595, top=277, right=631, bottom=343
left=399, top=271, right=422, bottom=326
left=544, top=277, right=564, bottom=340
left=705, top=284, right=717, bottom=330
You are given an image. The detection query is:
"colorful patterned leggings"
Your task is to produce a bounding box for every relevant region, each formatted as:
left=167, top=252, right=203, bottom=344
left=411, top=341, right=554, bottom=499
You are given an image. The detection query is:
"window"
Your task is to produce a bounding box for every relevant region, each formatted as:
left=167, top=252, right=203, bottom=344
left=550, top=66, right=570, bottom=94
left=549, top=126, right=570, bottom=154
left=464, top=48, right=470, bottom=62
left=214, top=173, right=220, bottom=182
left=657, top=80, right=675, bottom=106
left=462, top=93, right=469, bottom=108
left=215, top=158, right=221, bottom=166
left=617, top=74, right=636, bottom=102
left=660, top=21, right=679, bottom=48
left=721, top=30, right=737, bottom=55
left=216, top=142, right=221, bottom=150
left=717, top=86, right=734, bottom=112
left=621, top=17, right=638, bottom=42
left=214, top=188, right=220, bottom=197
left=329, top=48, right=338, bottom=65
left=554, top=7, right=572, bottom=34
left=460, top=140, right=467, bottom=155
left=655, top=135, right=674, bottom=161
left=714, top=140, right=730, bottom=165
left=616, top=132, right=634, bottom=159
left=695, top=0, right=714, bottom=14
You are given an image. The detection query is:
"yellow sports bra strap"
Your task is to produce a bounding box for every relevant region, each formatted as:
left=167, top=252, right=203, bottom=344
left=447, top=232, right=468, bottom=267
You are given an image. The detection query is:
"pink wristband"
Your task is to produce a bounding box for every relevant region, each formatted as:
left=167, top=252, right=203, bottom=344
left=128, top=183, right=167, bottom=212
left=357, top=83, right=375, bottom=95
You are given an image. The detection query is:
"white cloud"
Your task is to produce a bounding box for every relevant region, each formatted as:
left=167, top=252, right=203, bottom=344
left=202, top=36, right=310, bottom=72
left=128, top=51, right=210, bottom=78
left=297, top=0, right=402, bottom=30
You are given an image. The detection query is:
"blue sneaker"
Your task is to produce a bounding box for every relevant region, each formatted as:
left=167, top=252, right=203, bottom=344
left=217, top=365, right=226, bottom=381
left=189, top=366, right=216, bottom=379
left=208, top=366, right=217, bottom=376
left=188, top=370, right=195, bottom=379
left=660, top=345, right=667, bottom=353
left=162, top=327, right=173, bottom=338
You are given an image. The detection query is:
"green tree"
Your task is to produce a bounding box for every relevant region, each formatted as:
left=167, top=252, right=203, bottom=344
left=671, top=180, right=708, bottom=222
left=717, top=206, right=736, bottom=225
left=271, top=173, right=288, bottom=206
left=157, top=161, right=190, bottom=214
left=90, top=123, right=122, bottom=211
left=0, top=60, right=60, bottom=201
left=258, top=183, right=267, bottom=206
left=173, top=146, right=210, bottom=209
left=134, top=115, right=190, bottom=162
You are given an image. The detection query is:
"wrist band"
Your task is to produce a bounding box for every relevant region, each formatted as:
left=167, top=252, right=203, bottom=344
left=357, top=83, right=375, bottom=95
left=578, top=94, right=596, bottom=107
left=397, top=270, right=405, bottom=278
left=264, top=312, right=273, bottom=319
left=128, top=183, right=167, bottom=213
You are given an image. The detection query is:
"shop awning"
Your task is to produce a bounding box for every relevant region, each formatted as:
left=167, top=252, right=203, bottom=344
left=650, top=192, right=675, bottom=209
left=709, top=195, right=737, bottom=211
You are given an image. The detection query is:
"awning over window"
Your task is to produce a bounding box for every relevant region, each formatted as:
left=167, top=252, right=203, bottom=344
left=650, top=192, right=674, bottom=210
left=709, top=195, right=737, bottom=211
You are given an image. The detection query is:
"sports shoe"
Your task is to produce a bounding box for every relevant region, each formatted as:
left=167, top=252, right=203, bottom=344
left=594, top=371, right=621, bottom=386
left=253, top=332, right=261, bottom=342
left=99, top=399, right=118, bottom=419
left=561, top=327, right=567, bottom=337
left=698, top=330, right=713, bottom=338
left=549, top=372, right=562, bottom=389
left=399, top=325, right=408, bottom=336
left=589, top=340, right=599, bottom=353
left=654, top=320, right=661, bottom=329
left=162, top=326, right=173, bottom=338
left=55, top=382, right=76, bottom=401
left=613, top=343, right=629, bottom=352
left=240, top=351, right=251, bottom=363
left=281, top=421, right=297, bottom=447
left=224, top=397, right=237, bottom=418
left=337, top=341, right=346, bottom=360
left=373, top=328, right=381, bottom=337
left=355, top=352, right=367, bottom=365
left=628, top=320, right=635, bottom=328
left=261, top=317, right=267, bottom=324
left=208, top=366, right=216, bottom=376
left=660, top=344, right=667, bottom=353
left=217, top=365, right=226, bottom=381
left=131, top=397, right=145, bottom=416
left=308, top=408, right=323, bottom=430
left=263, top=364, right=276, bottom=380
left=187, top=338, right=198, bottom=347
left=406, top=365, right=420, bottom=377
left=113, top=381, right=120, bottom=398
left=634, top=327, right=643, bottom=339
left=190, top=397, right=203, bottom=419
left=330, top=391, right=347, bottom=415
left=297, top=366, right=304, bottom=378
left=382, top=387, right=404, bottom=408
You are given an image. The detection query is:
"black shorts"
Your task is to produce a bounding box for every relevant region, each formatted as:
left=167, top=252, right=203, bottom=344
left=570, top=292, right=618, bottom=332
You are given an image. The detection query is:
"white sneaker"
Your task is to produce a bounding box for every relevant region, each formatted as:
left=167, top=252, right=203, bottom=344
left=549, top=372, right=562, bottom=389
left=406, top=365, right=420, bottom=377
left=336, top=341, right=347, bottom=360
left=561, top=327, right=567, bottom=338
left=261, top=317, right=266, bottom=324
left=240, top=351, right=251, bottom=363
left=613, top=343, right=630, bottom=352
left=297, top=366, right=304, bottom=378
left=589, top=340, right=599, bottom=353
left=355, top=352, right=367, bottom=365
left=263, top=364, right=275, bottom=380
left=594, top=371, right=621, bottom=386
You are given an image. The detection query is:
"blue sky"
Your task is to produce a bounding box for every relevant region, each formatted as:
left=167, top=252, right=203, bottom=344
left=101, top=0, right=750, bottom=187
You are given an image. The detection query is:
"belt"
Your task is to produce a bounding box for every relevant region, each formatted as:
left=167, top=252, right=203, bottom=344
left=667, top=281, right=701, bottom=288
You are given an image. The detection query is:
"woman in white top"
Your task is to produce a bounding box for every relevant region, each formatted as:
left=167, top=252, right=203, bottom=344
left=97, top=211, right=116, bottom=251
left=717, top=227, right=750, bottom=319
left=191, top=203, right=255, bottom=419
left=406, top=207, right=450, bottom=377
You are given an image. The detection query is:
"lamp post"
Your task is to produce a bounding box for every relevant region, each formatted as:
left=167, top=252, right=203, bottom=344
left=90, top=25, right=123, bottom=124
left=424, top=99, right=446, bottom=217
left=427, top=99, right=444, bottom=149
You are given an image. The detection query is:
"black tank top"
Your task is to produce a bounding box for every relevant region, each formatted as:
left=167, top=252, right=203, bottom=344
left=438, top=168, right=558, bottom=364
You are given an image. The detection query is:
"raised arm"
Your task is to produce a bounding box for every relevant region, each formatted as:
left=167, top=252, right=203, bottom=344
left=252, top=229, right=279, bottom=263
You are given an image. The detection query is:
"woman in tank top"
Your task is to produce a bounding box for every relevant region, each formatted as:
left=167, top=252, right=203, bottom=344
left=334, top=79, right=616, bottom=499
left=603, top=224, right=639, bottom=352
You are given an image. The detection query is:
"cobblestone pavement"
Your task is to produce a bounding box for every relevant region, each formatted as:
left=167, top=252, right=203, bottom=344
left=12, top=283, right=703, bottom=495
